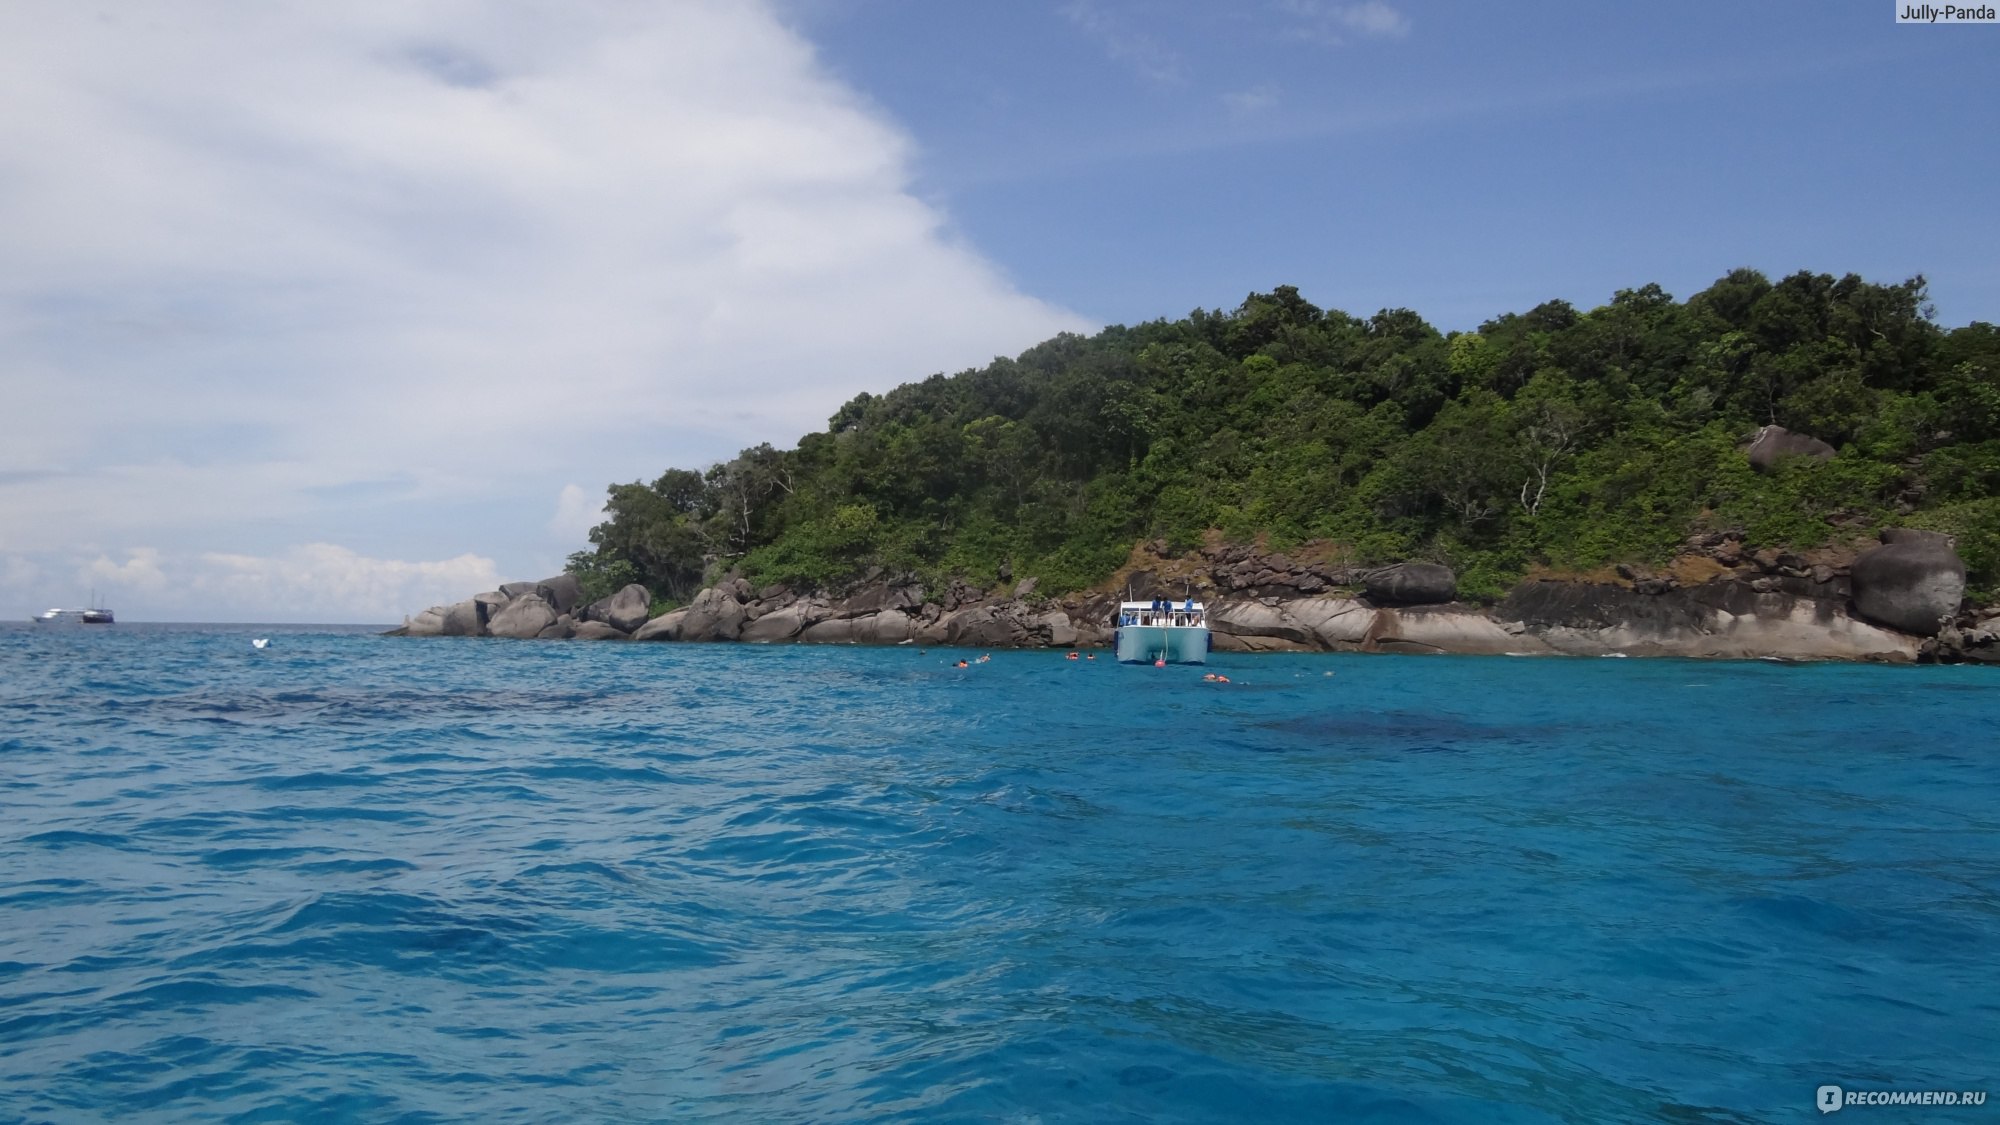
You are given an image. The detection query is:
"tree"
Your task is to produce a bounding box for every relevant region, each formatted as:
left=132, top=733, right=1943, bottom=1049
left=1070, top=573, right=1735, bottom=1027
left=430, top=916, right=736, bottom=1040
left=570, top=271, right=2000, bottom=601
left=1513, top=388, right=1587, bottom=516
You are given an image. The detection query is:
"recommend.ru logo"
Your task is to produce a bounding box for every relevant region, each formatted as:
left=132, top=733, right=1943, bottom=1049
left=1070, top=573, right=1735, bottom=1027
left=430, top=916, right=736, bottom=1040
left=1817, top=1084, right=1989, bottom=1112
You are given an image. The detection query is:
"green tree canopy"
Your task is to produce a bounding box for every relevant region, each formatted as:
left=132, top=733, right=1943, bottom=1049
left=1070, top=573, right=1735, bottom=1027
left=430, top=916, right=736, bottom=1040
left=570, top=272, right=2000, bottom=604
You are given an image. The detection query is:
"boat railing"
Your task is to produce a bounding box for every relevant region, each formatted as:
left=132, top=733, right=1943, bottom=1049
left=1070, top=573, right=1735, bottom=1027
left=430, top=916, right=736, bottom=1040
left=1119, top=612, right=1206, bottom=628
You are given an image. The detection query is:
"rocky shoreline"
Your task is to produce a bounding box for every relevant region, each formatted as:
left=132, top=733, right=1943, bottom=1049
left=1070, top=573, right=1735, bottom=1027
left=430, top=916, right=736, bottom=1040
left=390, top=528, right=1998, bottom=664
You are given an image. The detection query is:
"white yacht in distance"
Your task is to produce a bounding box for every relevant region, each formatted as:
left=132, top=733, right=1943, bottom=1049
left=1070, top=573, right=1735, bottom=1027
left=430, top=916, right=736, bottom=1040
left=33, top=593, right=114, bottom=625
left=1114, top=597, right=1209, bottom=664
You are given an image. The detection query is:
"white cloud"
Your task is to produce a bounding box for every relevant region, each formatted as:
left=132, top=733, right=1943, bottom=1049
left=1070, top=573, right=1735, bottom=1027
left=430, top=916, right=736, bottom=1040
left=84, top=547, right=168, bottom=593
left=1223, top=84, right=1281, bottom=116
left=22, top=544, right=502, bottom=623
left=1339, top=1, right=1410, bottom=38
left=549, top=483, right=607, bottom=543
left=0, top=0, right=1086, bottom=620
left=1277, top=0, right=1410, bottom=45
left=194, top=545, right=504, bottom=622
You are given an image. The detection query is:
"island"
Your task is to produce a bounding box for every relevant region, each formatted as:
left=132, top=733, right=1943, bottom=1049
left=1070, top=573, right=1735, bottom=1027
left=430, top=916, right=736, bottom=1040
left=395, top=270, right=2000, bottom=663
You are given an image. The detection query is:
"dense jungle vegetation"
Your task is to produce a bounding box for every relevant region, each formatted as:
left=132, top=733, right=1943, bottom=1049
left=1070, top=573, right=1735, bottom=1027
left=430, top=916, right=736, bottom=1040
left=572, top=270, right=2000, bottom=606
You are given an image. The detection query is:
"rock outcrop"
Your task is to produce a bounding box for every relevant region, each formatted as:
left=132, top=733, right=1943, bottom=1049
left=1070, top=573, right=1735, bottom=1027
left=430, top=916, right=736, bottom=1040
left=1745, top=425, right=1836, bottom=472
left=388, top=574, right=634, bottom=641
left=1850, top=529, right=1966, bottom=637
left=486, top=594, right=557, bottom=639
left=391, top=532, right=1987, bottom=664
left=675, top=586, right=750, bottom=642
left=402, top=606, right=446, bottom=636
left=497, top=575, right=583, bottom=616
left=585, top=583, right=653, bottom=634
left=1363, top=562, right=1457, bottom=605
left=1932, top=613, right=2000, bottom=663
left=633, top=610, right=688, bottom=642
left=441, top=600, right=483, bottom=637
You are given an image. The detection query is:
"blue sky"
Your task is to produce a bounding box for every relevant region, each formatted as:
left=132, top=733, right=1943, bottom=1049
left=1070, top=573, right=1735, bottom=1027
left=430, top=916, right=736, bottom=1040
left=0, top=1, right=1993, bottom=622
left=796, top=0, right=1997, bottom=329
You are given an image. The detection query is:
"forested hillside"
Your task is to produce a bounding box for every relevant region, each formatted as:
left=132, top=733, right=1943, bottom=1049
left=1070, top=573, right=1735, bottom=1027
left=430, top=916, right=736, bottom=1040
left=572, top=270, right=2000, bottom=606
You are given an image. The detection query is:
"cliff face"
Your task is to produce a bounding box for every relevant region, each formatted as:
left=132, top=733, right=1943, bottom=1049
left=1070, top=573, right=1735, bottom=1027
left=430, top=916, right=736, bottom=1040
left=392, top=532, right=1999, bottom=664
left=1153, top=530, right=1988, bottom=663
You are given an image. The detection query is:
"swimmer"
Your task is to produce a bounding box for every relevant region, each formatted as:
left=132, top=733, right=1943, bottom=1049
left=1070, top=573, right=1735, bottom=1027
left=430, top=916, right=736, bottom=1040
left=1085, top=653, right=1096, bottom=660
left=1065, top=652, right=1079, bottom=661
left=1202, top=673, right=1217, bottom=681
left=955, top=659, right=970, bottom=668
left=976, top=653, right=991, bottom=663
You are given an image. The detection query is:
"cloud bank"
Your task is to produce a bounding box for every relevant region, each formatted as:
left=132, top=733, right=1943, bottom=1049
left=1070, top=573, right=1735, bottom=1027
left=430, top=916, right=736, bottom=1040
left=69, top=546, right=502, bottom=625
left=0, top=0, right=1085, bottom=622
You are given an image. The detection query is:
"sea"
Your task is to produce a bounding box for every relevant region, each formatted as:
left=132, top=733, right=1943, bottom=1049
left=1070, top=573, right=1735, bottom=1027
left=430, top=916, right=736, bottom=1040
left=1, top=622, right=1996, bottom=1123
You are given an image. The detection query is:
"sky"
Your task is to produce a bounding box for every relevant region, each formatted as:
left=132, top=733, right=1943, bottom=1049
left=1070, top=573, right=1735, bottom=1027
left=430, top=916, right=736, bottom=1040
left=1, top=0, right=1994, bottom=623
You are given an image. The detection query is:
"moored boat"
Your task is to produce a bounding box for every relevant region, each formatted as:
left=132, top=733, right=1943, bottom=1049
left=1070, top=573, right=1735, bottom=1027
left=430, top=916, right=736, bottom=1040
left=32, top=599, right=114, bottom=625
left=1114, top=597, right=1208, bottom=664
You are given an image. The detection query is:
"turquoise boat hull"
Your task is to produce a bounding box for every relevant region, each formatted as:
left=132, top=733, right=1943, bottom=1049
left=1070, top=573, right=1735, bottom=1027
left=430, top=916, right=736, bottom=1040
left=1115, top=626, right=1209, bottom=664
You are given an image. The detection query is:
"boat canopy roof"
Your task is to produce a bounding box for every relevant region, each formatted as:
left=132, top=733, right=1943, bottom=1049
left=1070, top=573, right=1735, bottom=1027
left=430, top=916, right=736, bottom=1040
left=1120, top=599, right=1204, bottom=611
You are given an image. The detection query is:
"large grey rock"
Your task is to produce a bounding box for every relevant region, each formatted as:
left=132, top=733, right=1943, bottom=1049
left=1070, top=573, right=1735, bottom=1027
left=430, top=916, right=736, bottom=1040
left=944, top=605, right=1024, bottom=647
left=741, top=603, right=811, bottom=642
left=1850, top=532, right=1965, bottom=636
left=441, top=599, right=484, bottom=636
left=799, top=617, right=858, bottom=644
left=1032, top=608, right=1074, bottom=646
left=1746, top=425, right=1836, bottom=472
left=915, top=614, right=952, bottom=645
left=1069, top=619, right=1113, bottom=647
left=633, top=608, right=690, bottom=642
left=570, top=620, right=628, bottom=640
left=1293, top=598, right=1376, bottom=646
left=487, top=594, right=557, bottom=639
left=585, top=583, right=652, bottom=633
left=534, top=574, right=583, bottom=616
left=835, top=582, right=923, bottom=619
left=1209, top=599, right=1317, bottom=647
left=677, top=586, right=748, bottom=641
left=806, top=613, right=918, bottom=645
left=865, top=612, right=917, bottom=644
left=1374, top=608, right=1544, bottom=656
left=1882, top=528, right=1953, bottom=548
left=1364, top=562, right=1457, bottom=605
left=1206, top=596, right=1376, bottom=650
left=497, top=581, right=541, bottom=600
left=1215, top=633, right=1310, bottom=653
left=403, top=606, right=447, bottom=637
left=796, top=610, right=923, bottom=645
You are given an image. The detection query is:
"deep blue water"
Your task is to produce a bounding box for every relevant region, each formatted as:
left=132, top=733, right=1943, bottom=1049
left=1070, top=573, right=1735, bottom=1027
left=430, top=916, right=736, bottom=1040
left=2, top=623, right=1997, bottom=1123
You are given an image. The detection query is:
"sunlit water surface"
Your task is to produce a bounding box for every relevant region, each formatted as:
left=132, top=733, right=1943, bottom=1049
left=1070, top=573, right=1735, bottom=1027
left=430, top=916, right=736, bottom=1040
left=2, top=623, right=1997, bottom=1122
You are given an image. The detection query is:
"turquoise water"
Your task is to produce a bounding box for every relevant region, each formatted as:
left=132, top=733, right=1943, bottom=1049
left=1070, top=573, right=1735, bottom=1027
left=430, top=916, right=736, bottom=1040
left=2, top=623, right=1996, bottom=1123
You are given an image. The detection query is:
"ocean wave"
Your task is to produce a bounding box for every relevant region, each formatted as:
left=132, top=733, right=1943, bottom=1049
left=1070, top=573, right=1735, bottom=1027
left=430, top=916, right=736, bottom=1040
left=1, top=629, right=1996, bottom=1120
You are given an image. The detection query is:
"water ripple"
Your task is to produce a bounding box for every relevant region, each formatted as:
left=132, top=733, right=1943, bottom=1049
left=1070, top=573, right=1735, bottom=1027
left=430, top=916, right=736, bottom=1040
left=1, top=624, right=1997, bottom=1121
